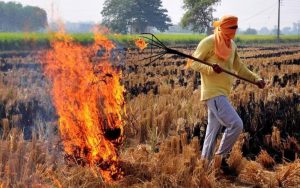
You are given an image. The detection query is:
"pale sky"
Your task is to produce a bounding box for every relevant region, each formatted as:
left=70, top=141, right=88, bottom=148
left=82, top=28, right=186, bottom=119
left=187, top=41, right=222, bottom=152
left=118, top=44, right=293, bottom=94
left=2, top=0, right=300, bottom=30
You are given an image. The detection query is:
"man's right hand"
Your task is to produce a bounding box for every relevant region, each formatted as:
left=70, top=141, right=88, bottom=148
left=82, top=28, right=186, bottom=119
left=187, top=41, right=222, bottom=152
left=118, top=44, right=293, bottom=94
left=256, top=79, right=266, bottom=89
left=212, top=64, right=223, bottom=74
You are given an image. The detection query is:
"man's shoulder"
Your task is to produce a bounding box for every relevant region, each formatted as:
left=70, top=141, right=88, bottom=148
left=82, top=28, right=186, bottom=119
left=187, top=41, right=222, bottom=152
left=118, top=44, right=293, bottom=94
left=203, top=34, right=214, bottom=42
left=200, top=34, right=214, bottom=46
left=231, top=40, right=238, bottom=49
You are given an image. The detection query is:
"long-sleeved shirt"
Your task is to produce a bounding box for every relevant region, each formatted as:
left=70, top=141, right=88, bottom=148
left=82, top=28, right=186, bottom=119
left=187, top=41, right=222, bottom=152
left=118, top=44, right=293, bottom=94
left=189, top=35, right=261, bottom=101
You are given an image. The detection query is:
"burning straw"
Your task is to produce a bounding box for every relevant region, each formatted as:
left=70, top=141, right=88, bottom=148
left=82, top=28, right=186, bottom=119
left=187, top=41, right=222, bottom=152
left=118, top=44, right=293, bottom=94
left=42, top=31, right=125, bottom=182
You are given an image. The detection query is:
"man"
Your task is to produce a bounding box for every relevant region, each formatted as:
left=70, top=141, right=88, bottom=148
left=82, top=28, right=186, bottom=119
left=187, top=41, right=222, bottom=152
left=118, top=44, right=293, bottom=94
left=188, top=15, right=265, bottom=166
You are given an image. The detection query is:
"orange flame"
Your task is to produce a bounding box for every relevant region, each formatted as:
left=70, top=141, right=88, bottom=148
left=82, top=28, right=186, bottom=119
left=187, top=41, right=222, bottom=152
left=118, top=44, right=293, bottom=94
left=43, top=32, right=125, bottom=181
left=135, top=38, right=148, bottom=51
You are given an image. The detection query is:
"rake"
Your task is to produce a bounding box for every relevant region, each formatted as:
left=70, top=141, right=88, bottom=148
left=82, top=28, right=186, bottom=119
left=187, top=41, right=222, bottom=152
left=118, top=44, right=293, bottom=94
left=139, top=33, right=257, bottom=85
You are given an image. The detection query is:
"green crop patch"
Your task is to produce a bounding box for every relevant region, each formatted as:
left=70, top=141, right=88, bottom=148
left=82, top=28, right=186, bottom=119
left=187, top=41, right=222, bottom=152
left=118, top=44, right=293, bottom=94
left=0, top=32, right=299, bottom=51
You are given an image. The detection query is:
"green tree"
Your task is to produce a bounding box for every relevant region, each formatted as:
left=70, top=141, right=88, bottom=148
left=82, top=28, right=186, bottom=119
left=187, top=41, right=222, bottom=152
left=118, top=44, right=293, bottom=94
left=181, top=0, right=221, bottom=33
left=0, top=2, right=47, bottom=32
left=22, top=6, right=48, bottom=31
left=101, top=0, right=133, bottom=33
left=101, top=0, right=172, bottom=34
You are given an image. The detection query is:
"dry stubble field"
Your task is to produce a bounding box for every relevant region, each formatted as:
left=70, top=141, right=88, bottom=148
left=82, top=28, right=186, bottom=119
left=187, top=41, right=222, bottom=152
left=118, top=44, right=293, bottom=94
left=0, top=40, right=300, bottom=187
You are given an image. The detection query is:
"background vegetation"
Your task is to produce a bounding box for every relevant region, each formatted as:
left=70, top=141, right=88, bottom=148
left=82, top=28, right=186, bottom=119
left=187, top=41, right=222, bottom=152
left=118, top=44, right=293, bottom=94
left=0, top=32, right=300, bottom=51
left=0, top=2, right=47, bottom=32
left=101, top=0, right=172, bottom=34
left=181, top=0, right=221, bottom=33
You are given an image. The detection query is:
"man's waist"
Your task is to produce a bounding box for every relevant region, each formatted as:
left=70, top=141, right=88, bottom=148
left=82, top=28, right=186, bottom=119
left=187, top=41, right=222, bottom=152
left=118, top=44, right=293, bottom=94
left=200, top=88, right=230, bottom=101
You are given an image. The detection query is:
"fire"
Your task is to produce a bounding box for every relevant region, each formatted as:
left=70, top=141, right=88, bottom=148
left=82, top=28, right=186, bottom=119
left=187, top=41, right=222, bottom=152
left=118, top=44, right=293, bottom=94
left=43, top=31, right=125, bottom=181
left=135, top=38, right=148, bottom=51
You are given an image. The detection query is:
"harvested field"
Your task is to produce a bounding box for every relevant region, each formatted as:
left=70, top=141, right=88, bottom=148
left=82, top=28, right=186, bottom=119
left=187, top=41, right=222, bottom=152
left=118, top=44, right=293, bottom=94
left=0, top=42, right=299, bottom=187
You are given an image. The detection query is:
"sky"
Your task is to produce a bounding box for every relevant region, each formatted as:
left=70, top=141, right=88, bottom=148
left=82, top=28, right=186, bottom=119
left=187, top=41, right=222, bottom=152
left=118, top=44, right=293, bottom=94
left=2, top=0, right=300, bottom=30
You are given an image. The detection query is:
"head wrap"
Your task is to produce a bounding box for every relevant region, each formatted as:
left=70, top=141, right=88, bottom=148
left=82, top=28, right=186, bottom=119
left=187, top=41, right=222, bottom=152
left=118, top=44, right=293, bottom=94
left=213, top=15, right=238, bottom=61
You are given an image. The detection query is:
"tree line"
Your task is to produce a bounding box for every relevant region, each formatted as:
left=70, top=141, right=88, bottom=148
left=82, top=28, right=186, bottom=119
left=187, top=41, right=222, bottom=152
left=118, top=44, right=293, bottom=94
left=0, top=2, right=47, bottom=32
left=0, top=0, right=221, bottom=33
left=101, top=0, right=220, bottom=34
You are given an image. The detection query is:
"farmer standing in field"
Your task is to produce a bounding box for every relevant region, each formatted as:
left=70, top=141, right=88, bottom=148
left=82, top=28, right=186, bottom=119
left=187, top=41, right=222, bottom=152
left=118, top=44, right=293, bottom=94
left=188, top=15, right=265, bottom=169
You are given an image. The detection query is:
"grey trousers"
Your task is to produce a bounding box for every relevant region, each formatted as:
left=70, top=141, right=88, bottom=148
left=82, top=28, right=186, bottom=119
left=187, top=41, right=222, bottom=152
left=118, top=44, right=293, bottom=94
left=201, top=95, right=243, bottom=161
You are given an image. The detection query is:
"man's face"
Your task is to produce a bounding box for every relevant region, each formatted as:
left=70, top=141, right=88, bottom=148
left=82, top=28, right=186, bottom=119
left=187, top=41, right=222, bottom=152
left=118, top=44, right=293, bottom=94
left=227, top=25, right=238, bottom=39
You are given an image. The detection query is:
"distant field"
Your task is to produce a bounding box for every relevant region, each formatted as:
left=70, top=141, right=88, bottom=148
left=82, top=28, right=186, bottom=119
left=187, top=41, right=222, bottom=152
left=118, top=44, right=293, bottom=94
left=0, top=32, right=300, bottom=50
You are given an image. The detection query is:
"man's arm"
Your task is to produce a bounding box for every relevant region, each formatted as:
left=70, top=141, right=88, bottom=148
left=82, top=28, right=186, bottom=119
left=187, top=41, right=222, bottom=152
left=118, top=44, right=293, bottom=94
left=233, top=50, right=265, bottom=89
left=187, top=38, right=214, bottom=75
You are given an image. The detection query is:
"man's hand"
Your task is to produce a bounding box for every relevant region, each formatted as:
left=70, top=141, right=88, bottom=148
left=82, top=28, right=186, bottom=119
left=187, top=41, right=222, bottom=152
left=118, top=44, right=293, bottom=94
left=212, top=64, right=223, bottom=74
left=256, top=79, right=266, bottom=89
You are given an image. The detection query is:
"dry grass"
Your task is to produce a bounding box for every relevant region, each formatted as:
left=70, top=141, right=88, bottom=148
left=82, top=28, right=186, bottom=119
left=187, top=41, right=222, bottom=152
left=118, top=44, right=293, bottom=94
left=119, top=133, right=300, bottom=188
left=226, top=134, right=247, bottom=176
left=239, top=161, right=276, bottom=187
left=0, top=129, right=52, bottom=187
left=120, top=135, right=216, bottom=188
left=275, top=160, right=300, bottom=187
left=256, top=150, right=276, bottom=169
left=0, top=45, right=299, bottom=187
left=0, top=128, right=108, bottom=188
left=271, top=126, right=281, bottom=149
left=0, top=125, right=299, bottom=187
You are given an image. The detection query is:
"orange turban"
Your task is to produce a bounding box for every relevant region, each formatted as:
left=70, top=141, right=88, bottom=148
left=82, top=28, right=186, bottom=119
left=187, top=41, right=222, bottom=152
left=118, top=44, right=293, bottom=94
left=213, top=15, right=238, bottom=61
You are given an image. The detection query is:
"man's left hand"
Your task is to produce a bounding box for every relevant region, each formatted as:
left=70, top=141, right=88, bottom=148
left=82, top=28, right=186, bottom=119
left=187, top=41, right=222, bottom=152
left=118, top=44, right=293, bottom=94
left=212, top=64, right=223, bottom=74
left=256, top=79, right=266, bottom=89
